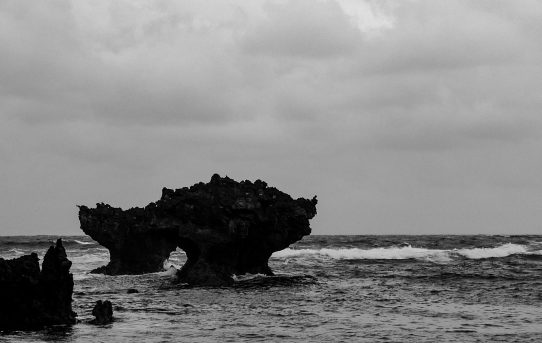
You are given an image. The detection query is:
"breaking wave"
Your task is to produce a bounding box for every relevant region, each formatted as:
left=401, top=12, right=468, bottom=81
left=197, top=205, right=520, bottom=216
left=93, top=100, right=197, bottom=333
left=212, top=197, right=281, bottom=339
left=455, top=243, right=527, bottom=259
left=273, top=246, right=450, bottom=261
left=4, top=248, right=26, bottom=257
left=272, top=243, right=540, bottom=261
left=157, top=266, right=178, bottom=277
left=72, top=239, right=95, bottom=245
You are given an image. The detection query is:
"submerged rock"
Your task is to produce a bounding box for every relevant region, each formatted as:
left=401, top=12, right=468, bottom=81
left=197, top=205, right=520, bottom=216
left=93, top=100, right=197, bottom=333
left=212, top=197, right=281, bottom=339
left=0, top=239, right=76, bottom=329
left=90, top=300, right=113, bottom=325
left=79, top=174, right=317, bottom=286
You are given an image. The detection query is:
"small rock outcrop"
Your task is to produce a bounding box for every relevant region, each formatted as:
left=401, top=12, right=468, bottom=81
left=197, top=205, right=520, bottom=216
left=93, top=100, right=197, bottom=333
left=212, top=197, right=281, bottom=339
left=0, top=239, right=76, bottom=329
left=90, top=300, right=113, bottom=325
left=79, top=174, right=317, bottom=286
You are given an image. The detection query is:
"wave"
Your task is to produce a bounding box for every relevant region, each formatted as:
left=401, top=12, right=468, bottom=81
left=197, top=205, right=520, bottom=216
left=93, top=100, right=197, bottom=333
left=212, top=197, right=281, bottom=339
left=72, top=239, right=95, bottom=245
left=3, top=248, right=26, bottom=257
left=157, top=266, right=178, bottom=277
left=69, top=253, right=108, bottom=264
left=272, top=243, right=541, bottom=261
left=277, top=246, right=453, bottom=262
left=273, top=246, right=450, bottom=261
left=454, top=243, right=527, bottom=259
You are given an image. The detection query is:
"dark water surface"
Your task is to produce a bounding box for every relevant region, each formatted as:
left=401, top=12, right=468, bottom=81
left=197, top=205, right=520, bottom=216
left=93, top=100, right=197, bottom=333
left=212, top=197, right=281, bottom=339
left=1, top=235, right=541, bottom=342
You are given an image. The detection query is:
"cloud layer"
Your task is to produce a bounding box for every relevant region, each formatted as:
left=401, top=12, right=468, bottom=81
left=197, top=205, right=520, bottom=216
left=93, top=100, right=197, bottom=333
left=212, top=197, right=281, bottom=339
left=1, top=0, right=542, bottom=234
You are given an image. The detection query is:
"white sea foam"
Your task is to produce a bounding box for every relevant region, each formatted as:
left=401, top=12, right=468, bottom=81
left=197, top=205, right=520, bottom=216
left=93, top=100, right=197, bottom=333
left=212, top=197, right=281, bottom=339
left=157, top=266, right=178, bottom=277
left=272, top=243, right=532, bottom=261
left=163, top=258, right=183, bottom=270
left=8, top=248, right=25, bottom=255
left=232, top=273, right=268, bottom=282
left=454, top=243, right=527, bottom=259
left=272, top=246, right=449, bottom=261
left=73, top=240, right=94, bottom=245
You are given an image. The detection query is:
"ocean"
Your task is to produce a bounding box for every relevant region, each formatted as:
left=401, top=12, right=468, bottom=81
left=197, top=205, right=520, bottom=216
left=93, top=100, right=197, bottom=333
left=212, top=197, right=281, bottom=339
left=1, top=235, right=541, bottom=342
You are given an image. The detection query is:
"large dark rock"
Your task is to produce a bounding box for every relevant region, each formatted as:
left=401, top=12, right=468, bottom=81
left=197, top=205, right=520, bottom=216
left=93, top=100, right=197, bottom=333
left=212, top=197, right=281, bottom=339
left=90, top=300, right=113, bottom=325
left=0, top=239, right=76, bottom=329
left=78, top=202, right=178, bottom=275
left=79, top=174, right=317, bottom=286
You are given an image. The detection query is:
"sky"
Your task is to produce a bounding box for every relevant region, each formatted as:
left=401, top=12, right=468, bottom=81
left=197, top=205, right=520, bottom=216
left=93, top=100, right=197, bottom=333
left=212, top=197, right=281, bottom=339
left=1, top=0, right=542, bottom=235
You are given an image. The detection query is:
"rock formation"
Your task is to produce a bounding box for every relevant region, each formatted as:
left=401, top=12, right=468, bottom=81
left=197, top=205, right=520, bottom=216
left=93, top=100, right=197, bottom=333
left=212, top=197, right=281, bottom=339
left=90, top=300, right=114, bottom=325
left=79, top=202, right=178, bottom=275
left=79, top=174, right=317, bottom=286
left=0, top=239, right=76, bottom=329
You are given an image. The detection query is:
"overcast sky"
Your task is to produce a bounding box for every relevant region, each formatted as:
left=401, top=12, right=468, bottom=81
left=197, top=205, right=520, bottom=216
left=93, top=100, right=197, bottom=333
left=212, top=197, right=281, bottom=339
left=1, top=0, right=542, bottom=235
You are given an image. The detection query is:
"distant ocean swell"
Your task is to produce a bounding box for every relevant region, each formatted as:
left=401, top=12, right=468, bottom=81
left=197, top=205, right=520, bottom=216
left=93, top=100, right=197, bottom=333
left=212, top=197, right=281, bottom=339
left=271, top=242, right=542, bottom=261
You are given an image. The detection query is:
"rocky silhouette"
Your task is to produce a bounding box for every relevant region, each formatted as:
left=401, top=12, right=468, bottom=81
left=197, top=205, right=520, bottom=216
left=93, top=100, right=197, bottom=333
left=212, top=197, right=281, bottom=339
left=90, top=300, right=114, bottom=325
left=79, top=174, right=317, bottom=286
left=79, top=202, right=178, bottom=275
left=0, top=239, right=76, bottom=329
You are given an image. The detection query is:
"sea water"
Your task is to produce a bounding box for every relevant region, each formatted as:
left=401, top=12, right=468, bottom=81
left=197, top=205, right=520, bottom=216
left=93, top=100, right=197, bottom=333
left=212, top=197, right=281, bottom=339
left=1, top=235, right=541, bottom=342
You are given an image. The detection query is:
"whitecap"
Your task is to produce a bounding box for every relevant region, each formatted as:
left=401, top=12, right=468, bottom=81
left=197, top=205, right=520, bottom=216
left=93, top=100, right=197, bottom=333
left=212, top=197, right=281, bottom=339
left=8, top=248, right=25, bottom=255
left=272, top=246, right=450, bottom=262
left=272, top=243, right=533, bottom=262
left=157, top=266, right=178, bottom=277
left=233, top=273, right=268, bottom=282
left=73, top=240, right=95, bottom=245
left=455, top=243, right=527, bottom=259
left=163, top=258, right=182, bottom=270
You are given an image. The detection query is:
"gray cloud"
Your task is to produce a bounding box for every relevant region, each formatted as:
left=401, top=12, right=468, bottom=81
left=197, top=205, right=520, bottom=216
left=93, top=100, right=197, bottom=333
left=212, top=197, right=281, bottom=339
left=241, top=0, right=361, bottom=58
left=1, top=0, right=542, bottom=235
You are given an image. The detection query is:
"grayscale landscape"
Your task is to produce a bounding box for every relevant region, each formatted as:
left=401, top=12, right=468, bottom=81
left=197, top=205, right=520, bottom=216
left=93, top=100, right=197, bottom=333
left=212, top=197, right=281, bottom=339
left=1, top=1, right=541, bottom=342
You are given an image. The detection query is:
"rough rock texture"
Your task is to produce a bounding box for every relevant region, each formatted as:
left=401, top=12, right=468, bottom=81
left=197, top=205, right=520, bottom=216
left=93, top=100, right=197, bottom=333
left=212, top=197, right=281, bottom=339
left=90, top=300, right=113, bottom=325
left=79, top=174, right=317, bottom=286
left=78, top=204, right=178, bottom=275
left=0, top=239, right=76, bottom=329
